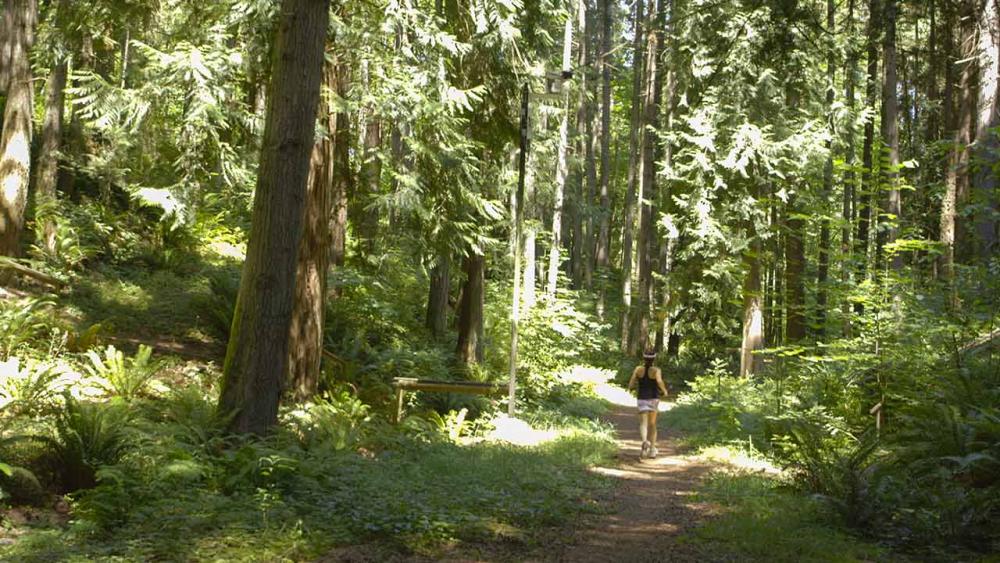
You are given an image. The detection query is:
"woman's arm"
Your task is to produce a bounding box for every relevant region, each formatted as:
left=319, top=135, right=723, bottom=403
left=627, top=368, right=638, bottom=391
left=656, top=369, right=669, bottom=396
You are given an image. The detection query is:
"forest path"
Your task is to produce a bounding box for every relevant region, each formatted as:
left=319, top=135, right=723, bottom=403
left=550, top=394, right=717, bottom=562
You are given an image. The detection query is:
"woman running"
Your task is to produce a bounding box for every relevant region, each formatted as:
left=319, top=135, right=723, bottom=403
left=627, top=349, right=669, bottom=459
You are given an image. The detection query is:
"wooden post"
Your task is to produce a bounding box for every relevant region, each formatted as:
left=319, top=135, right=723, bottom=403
left=395, top=387, right=405, bottom=423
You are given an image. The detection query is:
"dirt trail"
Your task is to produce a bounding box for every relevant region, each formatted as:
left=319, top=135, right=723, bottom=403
left=551, top=403, right=716, bottom=563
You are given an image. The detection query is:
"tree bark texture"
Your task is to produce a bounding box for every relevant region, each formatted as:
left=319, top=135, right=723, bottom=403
left=0, top=0, right=12, bottom=93
left=426, top=253, right=450, bottom=339
left=974, top=0, right=999, bottom=255
left=456, top=252, right=484, bottom=364
left=287, top=56, right=339, bottom=402
left=0, top=0, right=34, bottom=257
left=942, top=0, right=977, bottom=281
left=36, top=61, right=67, bottom=254
left=630, top=0, right=664, bottom=356
left=219, top=0, right=329, bottom=435
left=621, top=0, right=645, bottom=352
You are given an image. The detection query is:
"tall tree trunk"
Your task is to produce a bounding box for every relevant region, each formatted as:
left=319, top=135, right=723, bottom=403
left=426, top=253, right=450, bottom=339
left=0, top=0, right=12, bottom=94
left=740, top=233, right=764, bottom=377
left=596, top=0, right=612, bottom=271
left=578, top=0, right=596, bottom=289
left=881, top=0, right=902, bottom=271
left=36, top=60, right=68, bottom=254
left=0, top=0, right=35, bottom=257
left=856, top=0, right=880, bottom=314
left=973, top=0, right=999, bottom=255
left=456, top=252, right=484, bottom=364
left=842, top=0, right=857, bottom=335
left=942, top=0, right=977, bottom=284
left=620, top=0, right=645, bottom=352
left=546, top=6, right=575, bottom=298
left=359, top=112, right=381, bottom=254
left=522, top=113, right=542, bottom=310
left=218, top=0, right=329, bottom=436
left=927, top=0, right=941, bottom=144
left=287, top=56, right=338, bottom=402
left=630, top=0, right=664, bottom=356
left=817, top=0, right=835, bottom=335
left=785, top=192, right=807, bottom=342
left=330, top=57, right=351, bottom=271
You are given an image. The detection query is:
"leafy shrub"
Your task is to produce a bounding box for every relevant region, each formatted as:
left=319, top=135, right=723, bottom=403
left=282, top=387, right=375, bottom=451
left=201, top=269, right=239, bottom=340
left=0, top=297, right=55, bottom=359
left=45, top=394, right=134, bottom=491
left=0, top=358, right=64, bottom=416
left=84, top=344, right=162, bottom=401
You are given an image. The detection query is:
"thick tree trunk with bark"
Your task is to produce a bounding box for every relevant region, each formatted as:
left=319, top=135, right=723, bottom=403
left=942, top=1, right=977, bottom=283
left=973, top=0, right=999, bottom=255
left=0, top=0, right=12, bottom=93
left=620, top=0, right=645, bottom=352
left=426, top=254, right=450, bottom=339
left=0, top=0, right=34, bottom=258
left=456, top=252, right=484, bottom=364
left=287, top=57, right=339, bottom=402
left=36, top=61, right=68, bottom=254
left=881, top=0, right=902, bottom=270
left=218, top=0, right=329, bottom=435
left=630, top=0, right=664, bottom=356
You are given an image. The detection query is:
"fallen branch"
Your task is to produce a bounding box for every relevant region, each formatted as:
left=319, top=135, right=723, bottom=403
left=0, top=257, right=68, bottom=289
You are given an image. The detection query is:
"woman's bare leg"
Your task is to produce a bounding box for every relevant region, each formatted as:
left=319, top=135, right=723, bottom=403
left=648, top=410, right=659, bottom=453
left=638, top=412, right=649, bottom=444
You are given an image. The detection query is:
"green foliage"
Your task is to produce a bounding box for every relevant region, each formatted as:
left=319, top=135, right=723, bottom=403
left=0, top=358, right=64, bottom=417
left=281, top=387, right=375, bottom=451
left=694, top=471, right=885, bottom=562
left=0, top=298, right=56, bottom=360
left=84, top=344, right=162, bottom=402
left=46, top=394, right=134, bottom=492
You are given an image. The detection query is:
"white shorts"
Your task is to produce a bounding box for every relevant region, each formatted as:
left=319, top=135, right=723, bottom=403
left=637, top=399, right=659, bottom=413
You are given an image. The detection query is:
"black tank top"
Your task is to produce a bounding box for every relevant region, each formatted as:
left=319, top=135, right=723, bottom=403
left=637, top=367, right=660, bottom=400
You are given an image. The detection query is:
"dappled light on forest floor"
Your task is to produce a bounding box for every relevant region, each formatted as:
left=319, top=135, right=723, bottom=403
left=486, top=413, right=559, bottom=446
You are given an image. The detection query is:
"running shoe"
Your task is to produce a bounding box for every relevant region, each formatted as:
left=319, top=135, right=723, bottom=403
left=640, top=440, right=650, bottom=458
